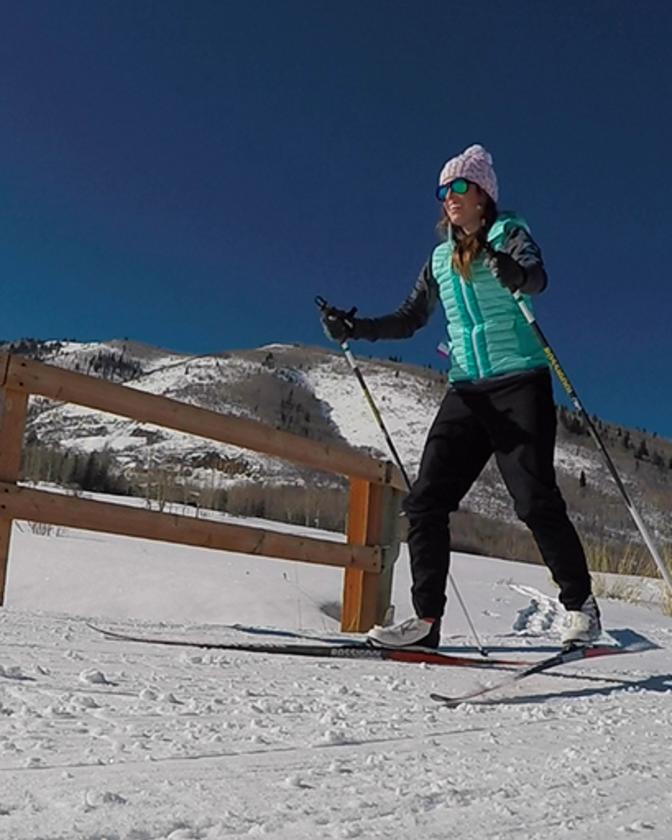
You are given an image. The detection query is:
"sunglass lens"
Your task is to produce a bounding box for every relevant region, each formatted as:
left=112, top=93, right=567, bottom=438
left=436, top=179, right=469, bottom=201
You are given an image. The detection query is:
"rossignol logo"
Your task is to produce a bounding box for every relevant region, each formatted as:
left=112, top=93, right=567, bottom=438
left=543, top=347, right=573, bottom=395
left=331, top=647, right=379, bottom=659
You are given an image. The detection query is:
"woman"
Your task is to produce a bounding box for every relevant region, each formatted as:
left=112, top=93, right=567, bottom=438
left=321, top=144, right=600, bottom=649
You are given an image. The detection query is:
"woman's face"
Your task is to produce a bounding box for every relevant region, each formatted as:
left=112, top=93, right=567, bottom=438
left=443, top=181, right=484, bottom=232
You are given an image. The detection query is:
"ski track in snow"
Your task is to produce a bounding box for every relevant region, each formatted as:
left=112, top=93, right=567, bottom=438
left=1, top=526, right=671, bottom=838
left=509, top=584, right=565, bottom=637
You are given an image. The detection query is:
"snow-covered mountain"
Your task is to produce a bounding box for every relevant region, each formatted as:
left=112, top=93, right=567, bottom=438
left=10, top=338, right=672, bottom=558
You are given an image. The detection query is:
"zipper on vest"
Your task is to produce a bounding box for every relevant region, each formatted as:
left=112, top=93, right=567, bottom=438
left=458, top=278, right=485, bottom=379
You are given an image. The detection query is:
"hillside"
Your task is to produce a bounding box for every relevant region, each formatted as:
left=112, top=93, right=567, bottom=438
left=5, top=338, right=672, bottom=572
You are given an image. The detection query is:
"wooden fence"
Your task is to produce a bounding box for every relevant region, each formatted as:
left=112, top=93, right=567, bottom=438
left=0, top=352, right=405, bottom=630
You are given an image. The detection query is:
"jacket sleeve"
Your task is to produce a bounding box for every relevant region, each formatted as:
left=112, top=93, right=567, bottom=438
left=502, top=227, right=548, bottom=295
left=352, top=261, right=439, bottom=341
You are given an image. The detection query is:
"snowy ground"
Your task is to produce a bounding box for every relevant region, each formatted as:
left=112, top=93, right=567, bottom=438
left=1, top=516, right=671, bottom=839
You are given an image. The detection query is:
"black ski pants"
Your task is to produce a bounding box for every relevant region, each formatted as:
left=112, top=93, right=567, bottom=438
left=403, top=368, right=592, bottom=619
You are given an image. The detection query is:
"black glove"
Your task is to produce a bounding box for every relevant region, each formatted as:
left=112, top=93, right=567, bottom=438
left=483, top=249, right=526, bottom=292
left=321, top=305, right=358, bottom=343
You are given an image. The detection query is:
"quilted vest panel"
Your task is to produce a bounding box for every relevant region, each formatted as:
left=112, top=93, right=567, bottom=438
left=431, top=212, right=548, bottom=382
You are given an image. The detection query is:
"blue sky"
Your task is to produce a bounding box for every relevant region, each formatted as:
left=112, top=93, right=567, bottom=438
left=1, top=1, right=671, bottom=435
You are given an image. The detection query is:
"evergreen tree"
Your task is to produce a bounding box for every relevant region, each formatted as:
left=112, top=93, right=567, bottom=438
left=634, top=439, right=649, bottom=461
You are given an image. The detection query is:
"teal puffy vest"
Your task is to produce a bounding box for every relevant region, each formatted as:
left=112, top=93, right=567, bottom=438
left=431, top=212, right=549, bottom=382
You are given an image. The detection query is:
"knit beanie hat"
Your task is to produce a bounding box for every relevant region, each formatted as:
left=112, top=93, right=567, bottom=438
left=438, top=144, right=498, bottom=203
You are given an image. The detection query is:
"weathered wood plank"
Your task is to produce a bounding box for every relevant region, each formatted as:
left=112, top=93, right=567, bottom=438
left=341, top=479, right=402, bottom=632
left=5, top=355, right=405, bottom=489
left=0, top=483, right=382, bottom=572
left=0, top=388, right=28, bottom=604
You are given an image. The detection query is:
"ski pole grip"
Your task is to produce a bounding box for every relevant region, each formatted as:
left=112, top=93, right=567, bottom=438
left=314, top=296, right=329, bottom=311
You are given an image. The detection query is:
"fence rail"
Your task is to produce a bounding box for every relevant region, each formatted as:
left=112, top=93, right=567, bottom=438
left=0, top=352, right=404, bottom=630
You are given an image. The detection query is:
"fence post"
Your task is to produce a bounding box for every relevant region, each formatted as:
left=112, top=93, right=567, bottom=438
left=0, top=386, right=28, bottom=604
left=341, top=477, right=402, bottom=632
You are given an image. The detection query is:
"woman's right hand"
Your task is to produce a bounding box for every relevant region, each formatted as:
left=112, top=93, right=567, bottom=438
left=321, top=305, right=358, bottom=343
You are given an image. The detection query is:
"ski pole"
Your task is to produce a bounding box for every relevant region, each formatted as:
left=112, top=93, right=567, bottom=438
left=512, top=290, right=672, bottom=595
left=315, top=296, right=488, bottom=655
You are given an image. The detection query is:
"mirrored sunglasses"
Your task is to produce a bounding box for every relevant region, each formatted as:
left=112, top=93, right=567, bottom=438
left=436, top=178, right=470, bottom=201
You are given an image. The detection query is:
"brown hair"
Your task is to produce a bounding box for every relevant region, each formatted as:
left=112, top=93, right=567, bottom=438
left=437, top=190, right=498, bottom=280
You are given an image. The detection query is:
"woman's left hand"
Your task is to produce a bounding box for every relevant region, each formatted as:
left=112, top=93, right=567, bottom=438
left=483, top=249, right=526, bottom=292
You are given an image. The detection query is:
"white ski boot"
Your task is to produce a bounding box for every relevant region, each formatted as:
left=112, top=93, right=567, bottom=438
left=561, top=595, right=602, bottom=647
left=367, top=616, right=440, bottom=649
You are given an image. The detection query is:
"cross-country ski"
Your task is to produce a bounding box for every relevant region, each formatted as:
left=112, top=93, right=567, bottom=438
left=430, top=634, right=656, bottom=705
left=88, top=621, right=532, bottom=668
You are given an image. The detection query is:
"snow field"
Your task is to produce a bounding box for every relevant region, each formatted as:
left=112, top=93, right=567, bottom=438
left=0, top=520, right=671, bottom=839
